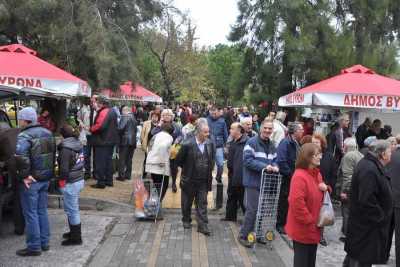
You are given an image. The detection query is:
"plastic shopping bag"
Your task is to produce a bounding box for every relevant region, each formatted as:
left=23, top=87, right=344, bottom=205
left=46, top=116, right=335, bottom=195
left=144, top=188, right=160, bottom=217
left=317, top=191, right=335, bottom=227
left=134, top=180, right=149, bottom=218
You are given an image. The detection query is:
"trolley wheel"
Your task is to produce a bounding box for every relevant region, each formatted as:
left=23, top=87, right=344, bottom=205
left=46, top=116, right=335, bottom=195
left=265, top=231, right=275, bottom=241
left=247, top=232, right=256, bottom=244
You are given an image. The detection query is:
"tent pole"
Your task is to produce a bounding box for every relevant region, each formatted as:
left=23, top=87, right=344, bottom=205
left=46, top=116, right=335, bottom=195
left=14, top=99, right=18, bottom=127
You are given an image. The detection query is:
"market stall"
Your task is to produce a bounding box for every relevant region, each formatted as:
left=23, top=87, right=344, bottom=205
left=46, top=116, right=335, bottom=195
left=278, top=65, right=400, bottom=133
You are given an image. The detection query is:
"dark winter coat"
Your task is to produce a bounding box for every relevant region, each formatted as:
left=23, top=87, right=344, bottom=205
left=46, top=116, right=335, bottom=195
left=355, top=123, right=369, bottom=149
left=207, top=115, right=228, bottom=148
left=387, top=147, right=400, bottom=208
left=320, top=151, right=337, bottom=191
left=90, top=107, right=119, bottom=146
left=277, top=135, right=299, bottom=178
left=345, top=153, right=393, bottom=264
left=57, top=137, right=84, bottom=184
left=227, top=134, right=249, bottom=187
left=175, top=136, right=215, bottom=191
left=118, top=113, right=138, bottom=147
left=15, top=123, right=56, bottom=181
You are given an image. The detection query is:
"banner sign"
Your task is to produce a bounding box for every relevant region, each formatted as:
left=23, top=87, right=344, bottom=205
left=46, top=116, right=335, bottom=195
left=279, top=92, right=400, bottom=110
left=0, top=75, right=91, bottom=97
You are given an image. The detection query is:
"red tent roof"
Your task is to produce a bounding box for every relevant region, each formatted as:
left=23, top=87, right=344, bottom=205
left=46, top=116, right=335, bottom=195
left=0, top=44, right=91, bottom=97
left=297, top=65, right=400, bottom=95
left=119, top=81, right=162, bottom=102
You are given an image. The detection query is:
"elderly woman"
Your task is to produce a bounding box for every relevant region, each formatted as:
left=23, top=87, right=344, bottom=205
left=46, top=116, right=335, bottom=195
left=145, top=122, right=174, bottom=203
left=337, top=138, right=363, bottom=245
left=344, top=140, right=393, bottom=267
left=285, top=143, right=328, bottom=267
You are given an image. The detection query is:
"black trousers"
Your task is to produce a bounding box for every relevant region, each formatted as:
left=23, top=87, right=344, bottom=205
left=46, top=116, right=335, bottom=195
left=225, top=185, right=245, bottom=221
left=9, top=159, right=24, bottom=233
left=277, top=176, right=290, bottom=228
left=94, top=146, right=114, bottom=186
left=170, top=159, right=178, bottom=185
left=341, top=200, right=350, bottom=237
left=151, top=174, right=169, bottom=202
left=395, top=208, right=400, bottom=267
left=181, top=182, right=208, bottom=228
left=118, top=145, right=135, bottom=179
left=293, top=240, right=317, bottom=267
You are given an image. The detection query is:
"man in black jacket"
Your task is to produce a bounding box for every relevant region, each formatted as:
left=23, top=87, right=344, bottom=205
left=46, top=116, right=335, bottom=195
left=222, top=122, right=248, bottom=222
left=117, top=106, right=138, bottom=181
left=90, top=96, right=119, bottom=189
left=386, top=135, right=400, bottom=267
left=176, top=118, right=215, bottom=236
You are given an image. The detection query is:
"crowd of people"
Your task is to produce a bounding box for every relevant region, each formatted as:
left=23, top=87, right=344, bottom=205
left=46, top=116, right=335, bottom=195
left=10, top=97, right=400, bottom=267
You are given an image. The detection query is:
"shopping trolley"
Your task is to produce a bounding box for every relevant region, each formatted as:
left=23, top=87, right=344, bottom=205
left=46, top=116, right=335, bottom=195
left=133, top=175, right=166, bottom=223
left=247, top=170, right=282, bottom=249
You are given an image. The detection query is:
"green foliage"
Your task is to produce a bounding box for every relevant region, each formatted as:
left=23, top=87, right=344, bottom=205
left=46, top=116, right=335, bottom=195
left=230, top=0, right=400, bottom=104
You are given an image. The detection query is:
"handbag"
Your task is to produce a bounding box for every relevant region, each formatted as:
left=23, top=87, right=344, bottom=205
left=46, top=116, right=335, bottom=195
left=317, top=191, right=335, bottom=227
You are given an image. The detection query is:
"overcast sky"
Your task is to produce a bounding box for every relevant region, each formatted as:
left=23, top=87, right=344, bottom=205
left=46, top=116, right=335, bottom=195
left=173, top=0, right=239, bottom=48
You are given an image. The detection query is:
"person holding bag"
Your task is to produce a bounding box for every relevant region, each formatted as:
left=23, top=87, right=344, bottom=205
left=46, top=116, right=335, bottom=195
left=285, top=143, right=329, bottom=267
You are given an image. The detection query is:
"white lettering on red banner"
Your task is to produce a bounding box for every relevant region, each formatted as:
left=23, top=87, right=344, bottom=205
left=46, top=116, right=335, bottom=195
left=285, top=93, right=304, bottom=104
left=0, top=76, right=42, bottom=88
left=343, top=94, right=400, bottom=109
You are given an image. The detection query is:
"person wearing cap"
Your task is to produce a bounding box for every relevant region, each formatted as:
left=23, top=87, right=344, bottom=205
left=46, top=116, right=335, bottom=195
left=15, top=107, right=56, bottom=256
left=90, top=95, right=119, bottom=189
left=57, top=124, right=84, bottom=246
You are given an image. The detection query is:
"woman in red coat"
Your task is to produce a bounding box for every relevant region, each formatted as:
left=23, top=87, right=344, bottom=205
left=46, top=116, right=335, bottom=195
left=285, top=143, right=328, bottom=267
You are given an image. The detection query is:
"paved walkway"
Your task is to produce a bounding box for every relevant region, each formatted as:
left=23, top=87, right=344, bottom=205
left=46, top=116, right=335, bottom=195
left=88, top=212, right=287, bottom=267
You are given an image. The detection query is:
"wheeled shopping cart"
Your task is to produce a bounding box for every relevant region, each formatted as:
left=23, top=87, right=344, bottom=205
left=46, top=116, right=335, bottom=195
left=247, top=170, right=282, bottom=249
left=133, top=176, right=165, bottom=223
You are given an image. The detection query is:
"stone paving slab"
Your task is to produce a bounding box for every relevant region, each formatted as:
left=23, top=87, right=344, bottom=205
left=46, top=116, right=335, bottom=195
left=0, top=210, right=114, bottom=267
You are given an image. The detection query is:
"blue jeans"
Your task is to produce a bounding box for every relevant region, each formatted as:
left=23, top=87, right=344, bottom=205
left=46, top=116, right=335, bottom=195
left=215, top=147, right=224, bottom=180
left=20, top=181, right=50, bottom=251
left=240, top=187, right=259, bottom=239
left=61, top=180, right=84, bottom=225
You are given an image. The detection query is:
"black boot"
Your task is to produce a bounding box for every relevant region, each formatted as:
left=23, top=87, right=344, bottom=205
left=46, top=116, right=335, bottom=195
left=62, top=224, right=82, bottom=246
left=62, top=222, right=71, bottom=239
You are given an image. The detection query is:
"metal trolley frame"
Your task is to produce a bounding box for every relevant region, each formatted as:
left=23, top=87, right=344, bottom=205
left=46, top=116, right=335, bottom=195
left=247, top=170, right=282, bottom=249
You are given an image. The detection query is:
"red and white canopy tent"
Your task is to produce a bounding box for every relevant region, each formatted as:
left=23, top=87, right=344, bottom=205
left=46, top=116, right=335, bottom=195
left=0, top=44, right=91, bottom=98
left=278, top=65, right=400, bottom=111
left=101, top=81, right=162, bottom=103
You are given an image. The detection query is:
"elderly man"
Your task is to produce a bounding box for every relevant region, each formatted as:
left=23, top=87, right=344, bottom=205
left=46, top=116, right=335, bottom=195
left=240, top=117, right=257, bottom=138
left=15, top=107, right=56, bottom=256
left=276, top=122, right=303, bottom=234
left=334, top=113, right=351, bottom=162
left=222, top=122, right=248, bottom=222
left=386, top=134, right=400, bottom=267
left=176, top=119, right=215, bottom=236
left=207, top=106, right=228, bottom=209
left=238, top=119, right=279, bottom=247
left=344, top=140, right=393, bottom=267
left=337, top=138, right=363, bottom=245
left=271, top=111, right=287, bottom=147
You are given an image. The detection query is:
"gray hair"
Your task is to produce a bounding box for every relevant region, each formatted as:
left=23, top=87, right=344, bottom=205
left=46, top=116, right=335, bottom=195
left=344, top=137, right=357, bottom=152
left=276, top=111, right=286, bottom=122
left=194, top=118, right=209, bottom=135
left=161, top=108, right=175, bottom=119
left=288, top=122, right=303, bottom=135
left=338, top=113, right=349, bottom=122
left=370, top=140, right=391, bottom=158
left=387, top=136, right=396, bottom=145
left=240, top=117, right=252, bottom=126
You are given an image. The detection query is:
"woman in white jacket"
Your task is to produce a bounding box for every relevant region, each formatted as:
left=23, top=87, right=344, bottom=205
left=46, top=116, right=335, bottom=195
left=145, top=122, right=174, bottom=202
